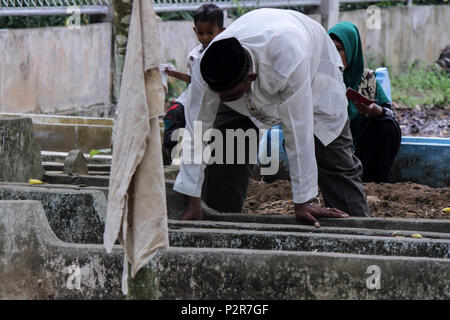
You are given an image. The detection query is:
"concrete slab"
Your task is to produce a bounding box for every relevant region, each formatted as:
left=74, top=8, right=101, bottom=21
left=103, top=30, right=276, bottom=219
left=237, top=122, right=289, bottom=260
left=130, top=247, right=450, bottom=300
left=168, top=228, right=450, bottom=259
left=170, top=220, right=450, bottom=240
left=0, top=200, right=123, bottom=300
left=0, top=184, right=106, bottom=244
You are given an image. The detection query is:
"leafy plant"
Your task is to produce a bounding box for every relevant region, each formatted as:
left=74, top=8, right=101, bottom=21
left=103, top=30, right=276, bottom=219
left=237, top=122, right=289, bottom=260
left=89, top=148, right=111, bottom=158
left=390, top=60, right=450, bottom=108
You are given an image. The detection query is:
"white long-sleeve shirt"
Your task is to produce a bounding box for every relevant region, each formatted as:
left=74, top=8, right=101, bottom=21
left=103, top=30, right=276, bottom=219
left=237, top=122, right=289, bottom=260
left=174, top=8, right=349, bottom=203
left=175, top=44, right=204, bottom=107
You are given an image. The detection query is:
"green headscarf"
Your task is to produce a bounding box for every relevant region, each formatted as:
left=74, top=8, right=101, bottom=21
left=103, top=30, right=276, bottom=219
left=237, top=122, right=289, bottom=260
left=328, top=21, right=364, bottom=91
left=328, top=22, right=390, bottom=144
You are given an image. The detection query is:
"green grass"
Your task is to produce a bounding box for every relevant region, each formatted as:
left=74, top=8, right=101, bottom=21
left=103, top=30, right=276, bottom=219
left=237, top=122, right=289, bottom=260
left=389, top=61, right=449, bottom=108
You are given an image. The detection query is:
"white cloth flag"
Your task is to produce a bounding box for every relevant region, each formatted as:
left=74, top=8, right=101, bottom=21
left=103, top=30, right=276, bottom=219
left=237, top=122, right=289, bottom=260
left=104, top=0, right=169, bottom=295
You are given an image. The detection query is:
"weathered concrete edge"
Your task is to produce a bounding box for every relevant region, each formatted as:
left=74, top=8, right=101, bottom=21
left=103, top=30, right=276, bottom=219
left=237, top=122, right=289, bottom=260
left=0, top=182, right=109, bottom=199
left=130, top=247, right=450, bottom=300
left=202, top=211, right=450, bottom=234
left=0, top=183, right=107, bottom=222
left=0, top=200, right=123, bottom=299
left=169, top=220, right=450, bottom=240
left=168, top=227, right=450, bottom=259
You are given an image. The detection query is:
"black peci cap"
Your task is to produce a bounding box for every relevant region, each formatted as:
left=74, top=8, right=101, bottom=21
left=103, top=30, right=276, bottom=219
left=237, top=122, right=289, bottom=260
left=200, top=37, right=251, bottom=92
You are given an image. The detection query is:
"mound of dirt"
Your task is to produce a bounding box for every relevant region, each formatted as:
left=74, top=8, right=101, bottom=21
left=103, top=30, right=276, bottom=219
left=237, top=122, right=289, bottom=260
left=242, top=179, right=450, bottom=220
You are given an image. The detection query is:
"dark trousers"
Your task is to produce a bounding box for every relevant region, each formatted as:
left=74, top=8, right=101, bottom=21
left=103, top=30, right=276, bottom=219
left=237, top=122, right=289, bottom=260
left=201, top=104, right=258, bottom=212
left=315, top=119, right=370, bottom=217
left=354, top=117, right=401, bottom=183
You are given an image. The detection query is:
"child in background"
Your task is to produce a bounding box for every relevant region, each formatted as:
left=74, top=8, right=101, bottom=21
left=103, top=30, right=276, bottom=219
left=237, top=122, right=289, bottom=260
left=165, top=3, right=225, bottom=85
left=163, top=3, right=225, bottom=165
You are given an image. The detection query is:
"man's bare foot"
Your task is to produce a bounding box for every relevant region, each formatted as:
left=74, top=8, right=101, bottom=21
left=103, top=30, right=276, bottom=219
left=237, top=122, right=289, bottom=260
left=180, top=196, right=203, bottom=220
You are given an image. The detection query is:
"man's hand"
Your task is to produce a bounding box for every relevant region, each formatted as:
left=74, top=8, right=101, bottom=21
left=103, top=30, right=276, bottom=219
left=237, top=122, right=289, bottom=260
left=294, top=202, right=349, bottom=227
left=180, top=196, right=203, bottom=221
left=354, top=102, right=383, bottom=117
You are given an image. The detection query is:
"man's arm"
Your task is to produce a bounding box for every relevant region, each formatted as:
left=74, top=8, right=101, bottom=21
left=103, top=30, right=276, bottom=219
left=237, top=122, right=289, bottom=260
left=277, top=59, right=318, bottom=204
left=173, top=66, right=220, bottom=219
left=277, top=58, right=348, bottom=226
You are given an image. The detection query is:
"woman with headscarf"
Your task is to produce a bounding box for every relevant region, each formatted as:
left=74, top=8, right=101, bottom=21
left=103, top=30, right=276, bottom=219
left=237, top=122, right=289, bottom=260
left=328, top=22, right=401, bottom=183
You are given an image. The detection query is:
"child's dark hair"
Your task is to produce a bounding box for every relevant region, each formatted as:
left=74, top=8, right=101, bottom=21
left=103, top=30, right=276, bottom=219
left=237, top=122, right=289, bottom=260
left=194, top=3, right=224, bottom=29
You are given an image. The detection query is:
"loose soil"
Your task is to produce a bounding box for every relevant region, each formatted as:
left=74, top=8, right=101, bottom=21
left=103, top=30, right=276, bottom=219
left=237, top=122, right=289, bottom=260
left=243, top=104, right=450, bottom=219
left=242, top=180, right=450, bottom=220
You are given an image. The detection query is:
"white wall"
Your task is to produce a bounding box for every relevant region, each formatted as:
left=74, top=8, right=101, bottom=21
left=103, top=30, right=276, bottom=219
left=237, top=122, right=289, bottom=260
left=0, top=23, right=112, bottom=115
left=158, top=6, right=449, bottom=71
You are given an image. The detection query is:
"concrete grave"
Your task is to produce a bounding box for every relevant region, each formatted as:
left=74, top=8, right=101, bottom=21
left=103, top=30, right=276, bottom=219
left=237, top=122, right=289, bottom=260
left=1, top=200, right=450, bottom=300
left=0, top=184, right=106, bottom=244
left=0, top=200, right=123, bottom=300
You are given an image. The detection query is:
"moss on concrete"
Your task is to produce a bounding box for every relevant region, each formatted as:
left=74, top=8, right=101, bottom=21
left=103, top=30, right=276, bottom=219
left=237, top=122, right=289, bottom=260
left=127, top=261, right=162, bottom=300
